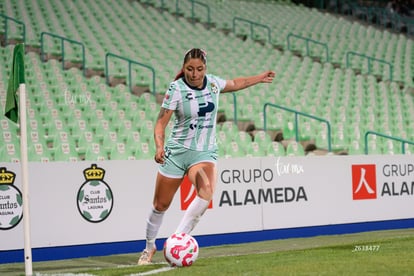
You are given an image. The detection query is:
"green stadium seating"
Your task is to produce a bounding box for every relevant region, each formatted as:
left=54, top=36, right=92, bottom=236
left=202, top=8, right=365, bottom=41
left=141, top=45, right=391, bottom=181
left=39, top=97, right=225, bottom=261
left=0, top=0, right=413, bottom=160
left=224, top=141, right=246, bottom=158
left=286, top=141, right=305, bottom=156
left=246, top=141, right=267, bottom=157
left=266, top=141, right=286, bottom=157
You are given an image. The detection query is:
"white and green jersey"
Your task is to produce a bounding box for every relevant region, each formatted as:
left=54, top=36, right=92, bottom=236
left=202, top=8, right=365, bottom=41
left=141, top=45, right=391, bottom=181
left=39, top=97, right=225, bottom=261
left=162, top=74, right=226, bottom=151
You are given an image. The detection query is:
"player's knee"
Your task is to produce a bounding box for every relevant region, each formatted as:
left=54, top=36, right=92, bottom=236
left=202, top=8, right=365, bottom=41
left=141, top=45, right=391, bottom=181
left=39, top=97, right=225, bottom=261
left=196, top=170, right=214, bottom=194
left=153, top=201, right=171, bottom=212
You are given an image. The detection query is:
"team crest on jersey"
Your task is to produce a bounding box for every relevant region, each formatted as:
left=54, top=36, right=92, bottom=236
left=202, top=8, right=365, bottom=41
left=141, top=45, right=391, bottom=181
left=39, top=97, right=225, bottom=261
left=211, top=83, right=218, bottom=94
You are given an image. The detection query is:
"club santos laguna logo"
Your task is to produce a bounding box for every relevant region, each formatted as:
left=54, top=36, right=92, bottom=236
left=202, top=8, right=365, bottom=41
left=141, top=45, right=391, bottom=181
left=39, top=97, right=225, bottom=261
left=77, top=164, right=114, bottom=223
left=352, top=163, right=414, bottom=200
left=0, top=167, right=23, bottom=230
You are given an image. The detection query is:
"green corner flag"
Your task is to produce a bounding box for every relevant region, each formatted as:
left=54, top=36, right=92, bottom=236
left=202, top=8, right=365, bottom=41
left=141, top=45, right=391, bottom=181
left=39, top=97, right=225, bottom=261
left=4, top=43, right=25, bottom=123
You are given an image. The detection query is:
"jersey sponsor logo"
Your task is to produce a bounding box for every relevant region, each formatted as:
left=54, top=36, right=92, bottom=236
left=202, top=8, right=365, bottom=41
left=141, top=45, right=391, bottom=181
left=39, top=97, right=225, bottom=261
left=189, top=123, right=214, bottom=130
left=186, top=92, right=211, bottom=101
left=185, top=92, right=194, bottom=100
left=351, top=164, right=377, bottom=200
left=198, top=102, right=214, bottom=117
left=188, top=101, right=215, bottom=130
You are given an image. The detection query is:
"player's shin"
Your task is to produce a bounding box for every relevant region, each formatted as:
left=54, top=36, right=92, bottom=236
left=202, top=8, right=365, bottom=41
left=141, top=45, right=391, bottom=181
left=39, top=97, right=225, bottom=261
left=145, top=207, right=165, bottom=250
left=175, top=196, right=209, bottom=234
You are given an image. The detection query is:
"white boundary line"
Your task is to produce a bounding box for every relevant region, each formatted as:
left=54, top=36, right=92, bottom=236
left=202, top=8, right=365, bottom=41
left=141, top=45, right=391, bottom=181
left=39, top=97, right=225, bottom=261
left=130, top=266, right=176, bottom=276
left=34, top=273, right=95, bottom=276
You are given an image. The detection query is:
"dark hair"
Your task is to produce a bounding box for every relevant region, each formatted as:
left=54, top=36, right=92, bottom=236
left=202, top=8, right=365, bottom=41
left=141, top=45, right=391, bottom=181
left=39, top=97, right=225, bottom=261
left=174, top=48, right=207, bottom=80
left=183, top=48, right=207, bottom=64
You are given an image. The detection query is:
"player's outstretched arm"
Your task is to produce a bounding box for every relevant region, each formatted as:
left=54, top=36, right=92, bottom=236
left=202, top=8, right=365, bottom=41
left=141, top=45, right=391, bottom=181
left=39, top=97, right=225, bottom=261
left=222, top=70, right=275, bottom=93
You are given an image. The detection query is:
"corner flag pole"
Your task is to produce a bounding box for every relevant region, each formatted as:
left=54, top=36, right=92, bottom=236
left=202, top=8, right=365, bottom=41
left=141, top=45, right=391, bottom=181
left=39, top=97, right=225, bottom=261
left=5, top=43, right=33, bottom=276
left=19, top=80, right=33, bottom=276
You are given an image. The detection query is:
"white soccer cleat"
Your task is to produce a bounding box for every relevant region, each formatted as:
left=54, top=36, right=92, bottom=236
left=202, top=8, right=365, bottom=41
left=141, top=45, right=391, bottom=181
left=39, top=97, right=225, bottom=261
left=138, top=247, right=157, bottom=265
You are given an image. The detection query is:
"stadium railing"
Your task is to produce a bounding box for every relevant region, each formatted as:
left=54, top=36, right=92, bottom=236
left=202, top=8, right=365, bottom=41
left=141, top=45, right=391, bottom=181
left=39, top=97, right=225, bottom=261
left=286, top=33, right=330, bottom=63
left=104, top=52, right=156, bottom=95
left=232, top=17, right=272, bottom=43
left=189, top=1, right=211, bottom=26
left=346, top=51, right=393, bottom=81
left=364, top=130, right=414, bottom=155
left=40, top=32, right=86, bottom=77
left=0, top=13, right=25, bottom=45
left=263, top=102, right=332, bottom=152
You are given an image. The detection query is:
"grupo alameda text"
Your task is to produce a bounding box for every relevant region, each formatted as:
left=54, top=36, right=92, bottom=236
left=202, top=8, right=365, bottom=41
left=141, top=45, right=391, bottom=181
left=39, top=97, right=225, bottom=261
left=219, top=168, right=307, bottom=206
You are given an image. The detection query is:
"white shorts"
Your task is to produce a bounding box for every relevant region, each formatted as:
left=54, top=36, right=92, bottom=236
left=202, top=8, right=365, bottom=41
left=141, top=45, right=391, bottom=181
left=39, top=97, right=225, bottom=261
left=158, top=140, right=218, bottom=178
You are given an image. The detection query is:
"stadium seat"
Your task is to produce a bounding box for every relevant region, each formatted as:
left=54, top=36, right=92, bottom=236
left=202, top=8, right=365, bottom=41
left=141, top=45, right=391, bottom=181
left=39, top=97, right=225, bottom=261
left=233, top=131, right=252, bottom=145
left=101, top=131, right=119, bottom=154
left=1, top=141, right=20, bottom=163
left=253, top=130, right=273, bottom=144
left=75, top=131, right=96, bottom=156
left=348, top=140, right=364, bottom=155
left=266, top=141, right=286, bottom=157
left=1, top=130, right=15, bottom=144
left=84, top=143, right=107, bottom=161
left=265, top=111, right=285, bottom=132
left=139, top=92, right=157, bottom=105
left=217, top=143, right=227, bottom=159
left=219, top=121, right=239, bottom=136
left=0, top=118, right=18, bottom=136
left=299, top=121, right=314, bottom=142
left=331, top=130, right=349, bottom=153
left=217, top=130, right=230, bottom=147
left=116, top=120, right=133, bottom=144
left=365, top=140, right=382, bottom=155
left=48, top=130, right=75, bottom=149
left=286, top=141, right=305, bottom=156
left=135, top=142, right=155, bottom=160
left=403, top=143, right=414, bottom=155
left=125, top=130, right=143, bottom=150
left=109, top=142, right=135, bottom=160
left=282, top=121, right=296, bottom=141
left=130, top=109, right=148, bottom=123
left=52, top=142, right=79, bottom=162
left=225, top=141, right=246, bottom=158
left=246, top=141, right=266, bottom=157
left=138, top=120, right=155, bottom=143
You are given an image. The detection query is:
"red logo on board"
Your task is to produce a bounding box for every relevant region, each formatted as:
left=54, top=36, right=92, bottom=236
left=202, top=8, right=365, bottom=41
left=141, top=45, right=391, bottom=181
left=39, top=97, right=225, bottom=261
left=180, top=175, right=213, bottom=210
left=351, top=164, right=377, bottom=200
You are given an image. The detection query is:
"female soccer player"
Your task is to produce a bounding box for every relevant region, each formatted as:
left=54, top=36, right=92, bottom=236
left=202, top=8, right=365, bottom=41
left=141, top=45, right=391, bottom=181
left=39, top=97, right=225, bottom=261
left=138, top=48, right=275, bottom=264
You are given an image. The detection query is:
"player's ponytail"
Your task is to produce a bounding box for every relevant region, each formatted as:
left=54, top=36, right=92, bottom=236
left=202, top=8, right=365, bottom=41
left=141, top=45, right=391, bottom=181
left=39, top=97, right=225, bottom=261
left=174, top=69, right=184, bottom=81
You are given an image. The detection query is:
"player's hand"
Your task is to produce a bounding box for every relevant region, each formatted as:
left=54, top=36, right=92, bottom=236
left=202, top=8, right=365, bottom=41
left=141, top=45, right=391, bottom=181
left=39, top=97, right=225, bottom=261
left=154, top=148, right=165, bottom=164
left=262, top=70, right=275, bottom=83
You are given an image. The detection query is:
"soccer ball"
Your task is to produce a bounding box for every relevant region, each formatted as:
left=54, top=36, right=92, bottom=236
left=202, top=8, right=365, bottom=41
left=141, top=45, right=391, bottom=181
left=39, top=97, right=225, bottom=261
left=163, top=232, right=199, bottom=267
